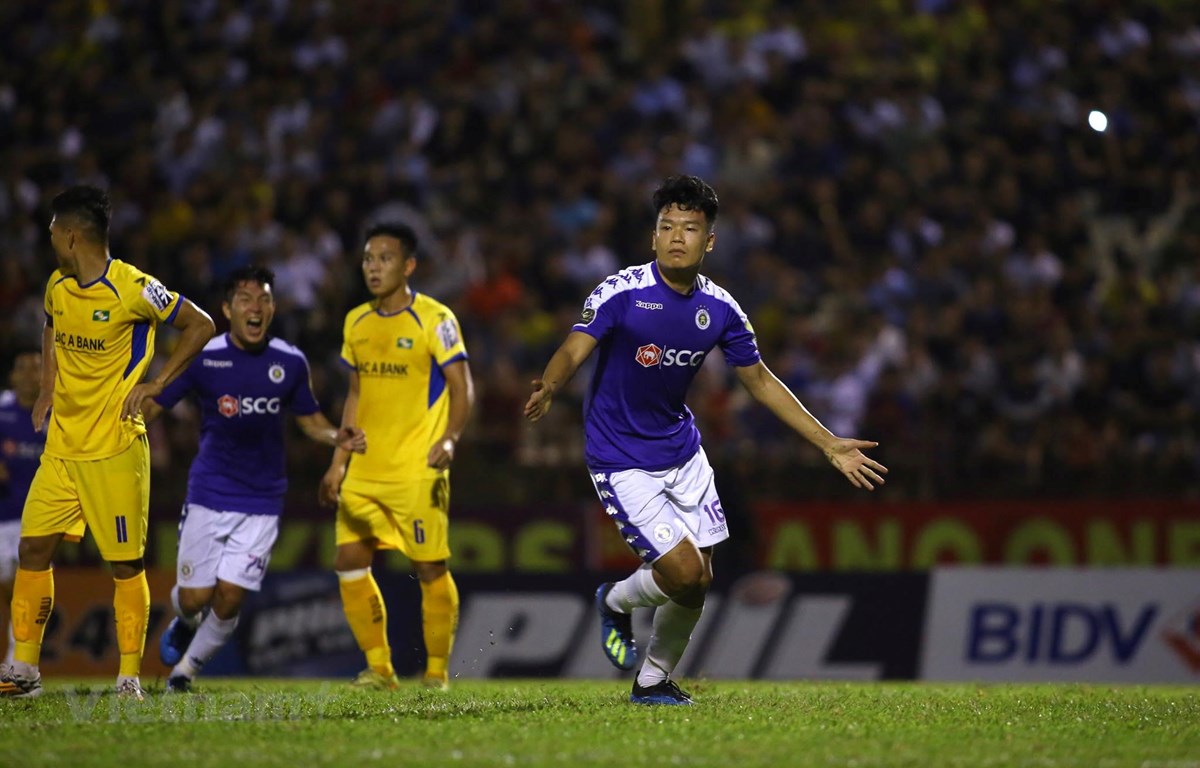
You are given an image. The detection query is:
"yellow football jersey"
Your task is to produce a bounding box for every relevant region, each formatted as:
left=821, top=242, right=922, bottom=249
left=43, top=258, right=181, bottom=459
left=340, top=292, right=468, bottom=481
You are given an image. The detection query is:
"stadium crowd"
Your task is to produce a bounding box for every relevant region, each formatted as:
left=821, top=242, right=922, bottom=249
left=1, top=0, right=1199, bottom=504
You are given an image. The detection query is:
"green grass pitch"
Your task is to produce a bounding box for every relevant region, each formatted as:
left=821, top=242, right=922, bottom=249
left=3, top=678, right=1198, bottom=767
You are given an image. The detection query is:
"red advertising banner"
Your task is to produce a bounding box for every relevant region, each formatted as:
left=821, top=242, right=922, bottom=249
left=752, top=499, right=1200, bottom=570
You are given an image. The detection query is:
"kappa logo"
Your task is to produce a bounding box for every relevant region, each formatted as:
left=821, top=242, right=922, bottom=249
left=635, top=300, right=664, bottom=311
left=635, top=343, right=662, bottom=367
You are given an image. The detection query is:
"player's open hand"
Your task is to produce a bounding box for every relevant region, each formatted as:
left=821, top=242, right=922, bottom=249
left=524, top=380, right=553, bottom=422
left=31, top=393, right=52, bottom=433
left=824, top=438, right=888, bottom=490
left=428, top=437, right=456, bottom=470
left=121, top=381, right=163, bottom=421
left=319, top=464, right=345, bottom=507
left=338, top=426, right=367, bottom=454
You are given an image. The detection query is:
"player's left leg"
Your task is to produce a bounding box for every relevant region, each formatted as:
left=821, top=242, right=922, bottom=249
left=408, top=475, right=457, bottom=689
left=412, top=560, right=458, bottom=690
left=167, top=580, right=244, bottom=692
left=77, top=436, right=151, bottom=700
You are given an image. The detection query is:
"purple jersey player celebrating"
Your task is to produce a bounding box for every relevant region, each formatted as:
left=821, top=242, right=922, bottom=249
left=146, top=266, right=365, bottom=692
left=525, top=176, right=888, bottom=706
left=0, top=348, right=44, bottom=667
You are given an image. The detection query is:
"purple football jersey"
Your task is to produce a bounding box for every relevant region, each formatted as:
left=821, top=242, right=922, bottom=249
left=155, top=334, right=320, bottom=515
left=0, top=390, right=44, bottom=522
left=573, top=261, right=760, bottom=471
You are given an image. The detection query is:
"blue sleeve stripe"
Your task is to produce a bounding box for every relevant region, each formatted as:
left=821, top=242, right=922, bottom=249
left=438, top=352, right=468, bottom=368
left=166, top=295, right=183, bottom=324
left=123, top=321, right=151, bottom=380
left=427, top=354, right=447, bottom=409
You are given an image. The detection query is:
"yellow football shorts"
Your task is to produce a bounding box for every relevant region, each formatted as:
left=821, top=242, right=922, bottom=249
left=336, top=473, right=451, bottom=561
left=21, top=435, right=150, bottom=561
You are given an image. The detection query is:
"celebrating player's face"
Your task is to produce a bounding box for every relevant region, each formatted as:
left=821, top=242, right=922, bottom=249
left=223, top=280, right=275, bottom=350
left=652, top=204, right=714, bottom=272
left=362, top=235, right=415, bottom=298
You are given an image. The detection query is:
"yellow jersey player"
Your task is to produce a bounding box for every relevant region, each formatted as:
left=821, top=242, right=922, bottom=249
left=320, top=222, right=474, bottom=690
left=0, top=186, right=215, bottom=700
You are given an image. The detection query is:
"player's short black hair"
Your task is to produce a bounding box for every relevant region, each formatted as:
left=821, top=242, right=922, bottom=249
left=364, top=222, right=418, bottom=258
left=222, top=265, right=275, bottom=302
left=652, top=175, right=720, bottom=229
left=50, top=185, right=111, bottom=243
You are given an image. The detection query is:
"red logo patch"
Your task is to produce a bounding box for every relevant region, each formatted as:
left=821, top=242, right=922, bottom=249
left=635, top=343, right=662, bottom=368
left=218, top=395, right=239, bottom=418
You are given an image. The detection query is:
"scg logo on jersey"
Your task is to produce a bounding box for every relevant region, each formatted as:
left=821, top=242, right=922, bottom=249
left=218, top=394, right=282, bottom=417
left=635, top=344, right=706, bottom=368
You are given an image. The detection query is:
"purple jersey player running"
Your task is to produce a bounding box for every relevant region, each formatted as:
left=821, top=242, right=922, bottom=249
left=524, top=176, right=888, bottom=705
left=145, top=266, right=365, bottom=692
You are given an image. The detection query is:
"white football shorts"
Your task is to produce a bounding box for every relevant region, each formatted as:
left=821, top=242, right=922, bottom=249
left=175, top=503, right=279, bottom=591
left=589, top=447, right=729, bottom=564
left=0, top=520, right=19, bottom=582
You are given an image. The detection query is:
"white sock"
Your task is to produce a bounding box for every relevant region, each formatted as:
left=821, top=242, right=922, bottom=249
left=637, top=599, right=704, bottom=687
left=605, top=565, right=670, bottom=614
left=174, top=612, right=238, bottom=679
left=171, top=584, right=203, bottom=630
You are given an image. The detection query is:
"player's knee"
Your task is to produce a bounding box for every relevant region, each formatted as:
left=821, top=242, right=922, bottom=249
left=17, top=537, right=56, bottom=570
left=210, top=582, right=244, bottom=619
left=413, top=560, right=447, bottom=583
left=178, top=586, right=213, bottom=616
left=658, top=559, right=707, bottom=597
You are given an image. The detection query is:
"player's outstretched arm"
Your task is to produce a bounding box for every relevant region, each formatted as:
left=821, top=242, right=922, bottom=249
left=32, top=322, right=56, bottom=432
left=428, top=359, right=475, bottom=470
left=121, top=299, right=215, bottom=420
left=524, top=331, right=598, bottom=423
left=734, top=360, right=888, bottom=490
left=296, top=411, right=366, bottom=453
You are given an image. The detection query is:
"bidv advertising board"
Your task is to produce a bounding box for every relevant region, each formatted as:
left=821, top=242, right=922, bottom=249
left=920, top=568, right=1200, bottom=683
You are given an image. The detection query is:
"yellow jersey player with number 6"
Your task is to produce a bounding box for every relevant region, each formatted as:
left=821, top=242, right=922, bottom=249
left=320, top=222, right=474, bottom=691
left=0, top=186, right=214, bottom=700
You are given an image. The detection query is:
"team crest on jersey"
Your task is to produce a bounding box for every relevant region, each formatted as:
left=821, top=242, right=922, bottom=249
left=653, top=523, right=675, bottom=544
left=695, top=306, right=711, bottom=330
left=92, top=309, right=110, bottom=322
left=396, top=337, right=414, bottom=349
left=580, top=306, right=596, bottom=325
left=268, top=363, right=285, bottom=383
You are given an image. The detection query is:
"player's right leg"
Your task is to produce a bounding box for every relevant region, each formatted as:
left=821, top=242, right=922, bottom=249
left=335, top=483, right=397, bottom=689
left=168, top=509, right=276, bottom=692
left=2, top=456, right=81, bottom=698
left=589, top=468, right=680, bottom=671
left=161, top=503, right=228, bottom=668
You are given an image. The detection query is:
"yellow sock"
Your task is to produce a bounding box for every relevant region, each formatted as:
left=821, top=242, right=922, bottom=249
left=420, top=571, right=459, bottom=680
left=12, top=567, right=54, bottom=667
left=338, top=570, right=392, bottom=677
left=113, top=572, right=150, bottom=678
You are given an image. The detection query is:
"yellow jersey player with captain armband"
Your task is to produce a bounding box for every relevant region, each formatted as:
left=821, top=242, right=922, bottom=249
left=0, top=186, right=215, bottom=700
left=320, top=222, right=475, bottom=691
